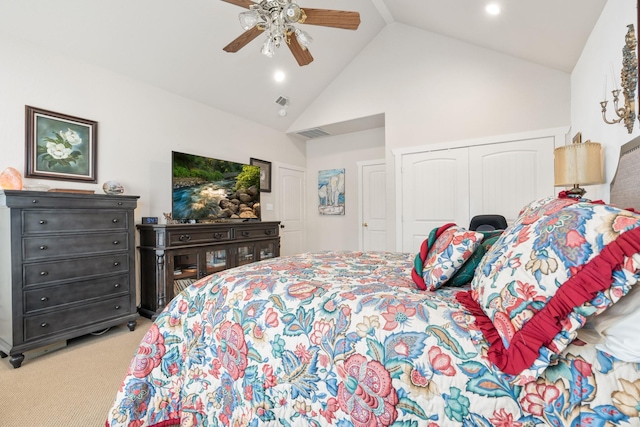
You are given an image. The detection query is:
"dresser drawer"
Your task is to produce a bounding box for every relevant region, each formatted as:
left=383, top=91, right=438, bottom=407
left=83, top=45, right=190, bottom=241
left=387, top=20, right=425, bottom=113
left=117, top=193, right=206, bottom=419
left=23, top=232, right=129, bottom=261
left=24, top=295, right=131, bottom=340
left=168, top=227, right=233, bottom=246
left=24, top=254, right=130, bottom=286
left=24, top=275, right=130, bottom=313
left=236, top=224, right=279, bottom=240
left=22, top=210, right=129, bottom=234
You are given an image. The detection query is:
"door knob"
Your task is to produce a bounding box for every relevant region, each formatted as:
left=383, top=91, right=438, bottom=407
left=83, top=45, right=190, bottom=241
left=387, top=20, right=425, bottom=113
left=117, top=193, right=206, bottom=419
left=280, top=224, right=285, bottom=228
left=363, top=223, right=368, bottom=227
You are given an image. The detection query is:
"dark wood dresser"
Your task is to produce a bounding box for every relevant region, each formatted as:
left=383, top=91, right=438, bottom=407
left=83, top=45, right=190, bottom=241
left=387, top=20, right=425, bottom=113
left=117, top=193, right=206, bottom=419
left=137, top=221, right=280, bottom=318
left=0, top=190, right=139, bottom=368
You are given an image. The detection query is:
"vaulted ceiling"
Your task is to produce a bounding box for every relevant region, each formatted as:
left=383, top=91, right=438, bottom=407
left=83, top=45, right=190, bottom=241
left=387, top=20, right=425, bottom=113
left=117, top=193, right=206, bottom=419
left=0, top=0, right=606, bottom=133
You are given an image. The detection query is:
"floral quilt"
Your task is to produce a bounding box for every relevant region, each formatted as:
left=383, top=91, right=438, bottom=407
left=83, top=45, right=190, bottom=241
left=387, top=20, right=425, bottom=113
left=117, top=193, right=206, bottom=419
left=107, top=251, right=640, bottom=427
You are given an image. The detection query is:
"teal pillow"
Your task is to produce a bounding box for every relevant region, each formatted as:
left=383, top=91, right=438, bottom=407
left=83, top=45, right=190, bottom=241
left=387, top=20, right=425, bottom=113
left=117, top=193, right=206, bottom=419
left=448, top=231, right=502, bottom=287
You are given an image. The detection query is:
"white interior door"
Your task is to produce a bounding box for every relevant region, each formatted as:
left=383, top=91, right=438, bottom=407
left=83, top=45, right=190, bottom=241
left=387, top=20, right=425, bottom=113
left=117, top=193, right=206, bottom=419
left=469, top=137, right=555, bottom=223
left=360, top=161, right=386, bottom=251
left=277, top=165, right=306, bottom=256
left=401, top=148, right=470, bottom=253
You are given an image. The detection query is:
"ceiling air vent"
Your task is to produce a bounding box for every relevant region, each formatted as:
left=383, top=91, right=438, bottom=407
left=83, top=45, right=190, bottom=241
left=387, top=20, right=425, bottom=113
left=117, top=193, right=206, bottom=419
left=274, top=96, right=290, bottom=107
left=297, top=128, right=331, bottom=139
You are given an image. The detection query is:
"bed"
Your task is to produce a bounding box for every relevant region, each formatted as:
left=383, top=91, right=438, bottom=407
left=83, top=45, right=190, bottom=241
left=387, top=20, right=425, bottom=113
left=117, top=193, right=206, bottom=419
left=107, top=137, right=640, bottom=427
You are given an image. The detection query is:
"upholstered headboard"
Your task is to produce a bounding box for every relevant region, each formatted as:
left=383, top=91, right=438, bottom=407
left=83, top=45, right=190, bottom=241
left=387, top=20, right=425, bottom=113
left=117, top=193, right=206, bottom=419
left=610, top=135, right=640, bottom=210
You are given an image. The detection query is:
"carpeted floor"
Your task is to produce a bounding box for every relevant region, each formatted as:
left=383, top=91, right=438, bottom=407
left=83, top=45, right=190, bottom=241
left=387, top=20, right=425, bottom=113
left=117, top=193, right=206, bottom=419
left=0, top=316, right=152, bottom=427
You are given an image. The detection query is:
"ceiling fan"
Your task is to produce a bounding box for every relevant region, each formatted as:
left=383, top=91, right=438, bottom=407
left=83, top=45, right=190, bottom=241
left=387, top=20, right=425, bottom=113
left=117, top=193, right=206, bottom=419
left=221, top=0, right=361, bottom=66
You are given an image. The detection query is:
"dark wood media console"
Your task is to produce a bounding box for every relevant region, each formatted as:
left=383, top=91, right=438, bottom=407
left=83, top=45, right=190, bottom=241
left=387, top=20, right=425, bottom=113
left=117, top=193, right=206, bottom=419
left=137, top=221, right=280, bottom=318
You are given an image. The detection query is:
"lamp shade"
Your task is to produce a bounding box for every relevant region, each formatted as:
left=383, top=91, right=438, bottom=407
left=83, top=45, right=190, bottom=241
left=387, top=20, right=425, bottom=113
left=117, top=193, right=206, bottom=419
left=554, top=142, right=604, bottom=187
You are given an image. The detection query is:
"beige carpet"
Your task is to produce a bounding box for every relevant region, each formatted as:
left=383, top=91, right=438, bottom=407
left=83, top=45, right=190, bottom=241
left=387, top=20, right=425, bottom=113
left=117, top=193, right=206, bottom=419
left=0, top=316, right=152, bottom=427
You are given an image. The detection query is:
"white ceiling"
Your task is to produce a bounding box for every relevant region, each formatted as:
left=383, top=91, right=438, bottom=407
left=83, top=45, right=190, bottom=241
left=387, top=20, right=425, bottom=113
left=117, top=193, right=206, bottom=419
left=0, top=0, right=606, bottom=134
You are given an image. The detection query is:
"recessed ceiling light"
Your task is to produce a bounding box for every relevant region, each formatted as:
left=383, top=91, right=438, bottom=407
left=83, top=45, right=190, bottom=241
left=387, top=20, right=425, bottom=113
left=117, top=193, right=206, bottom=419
left=485, top=3, right=501, bottom=16
left=274, top=70, right=285, bottom=82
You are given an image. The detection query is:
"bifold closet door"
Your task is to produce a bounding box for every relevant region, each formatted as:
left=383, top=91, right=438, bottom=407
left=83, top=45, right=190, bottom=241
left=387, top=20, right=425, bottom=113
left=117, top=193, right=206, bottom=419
left=468, top=137, right=555, bottom=224
left=400, top=148, right=470, bottom=253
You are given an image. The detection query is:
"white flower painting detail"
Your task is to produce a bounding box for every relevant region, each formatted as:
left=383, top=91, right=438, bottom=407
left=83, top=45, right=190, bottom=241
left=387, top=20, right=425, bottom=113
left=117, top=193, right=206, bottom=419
left=318, top=168, right=345, bottom=215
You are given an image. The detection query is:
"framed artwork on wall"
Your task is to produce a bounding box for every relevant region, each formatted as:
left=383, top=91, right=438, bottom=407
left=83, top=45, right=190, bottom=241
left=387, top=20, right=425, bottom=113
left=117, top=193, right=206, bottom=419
left=25, top=105, right=98, bottom=183
left=318, top=168, right=345, bottom=215
left=250, top=157, right=272, bottom=192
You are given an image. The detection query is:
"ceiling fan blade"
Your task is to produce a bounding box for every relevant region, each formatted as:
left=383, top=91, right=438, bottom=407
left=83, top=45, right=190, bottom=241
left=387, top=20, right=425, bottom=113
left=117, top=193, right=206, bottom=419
left=223, top=27, right=264, bottom=52
left=301, top=9, right=361, bottom=30
left=287, top=37, right=314, bottom=66
left=220, top=0, right=255, bottom=9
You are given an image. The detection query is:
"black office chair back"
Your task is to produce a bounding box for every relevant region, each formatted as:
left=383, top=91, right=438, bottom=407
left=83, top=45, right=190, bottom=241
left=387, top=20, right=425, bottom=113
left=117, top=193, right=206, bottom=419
left=469, top=215, right=508, bottom=231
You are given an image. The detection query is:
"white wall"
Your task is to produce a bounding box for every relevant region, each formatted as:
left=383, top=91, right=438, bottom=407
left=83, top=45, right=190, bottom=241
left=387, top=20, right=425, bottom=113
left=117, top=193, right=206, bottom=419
left=305, top=127, right=385, bottom=252
left=0, top=35, right=306, bottom=222
left=571, top=0, right=640, bottom=202
left=292, top=22, right=571, bottom=249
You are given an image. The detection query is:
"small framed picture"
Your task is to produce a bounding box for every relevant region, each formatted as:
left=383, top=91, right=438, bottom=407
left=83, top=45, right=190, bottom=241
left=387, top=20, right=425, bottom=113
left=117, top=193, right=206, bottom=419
left=250, top=158, right=271, bottom=192
left=572, top=132, right=582, bottom=145
left=25, top=105, right=98, bottom=183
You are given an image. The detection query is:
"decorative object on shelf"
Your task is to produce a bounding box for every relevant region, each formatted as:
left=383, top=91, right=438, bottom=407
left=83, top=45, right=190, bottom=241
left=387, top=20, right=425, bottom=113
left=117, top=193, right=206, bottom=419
left=25, top=106, right=98, bottom=183
left=318, top=168, right=345, bottom=215
left=0, top=167, right=23, bottom=190
left=221, top=0, right=360, bottom=66
left=48, top=188, right=95, bottom=194
left=102, top=180, right=124, bottom=195
left=22, top=183, right=50, bottom=191
left=250, top=157, right=272, bottom=192
left=600, top=24, right=637, bottom=133
left=554, top=138, right=604, bottom=198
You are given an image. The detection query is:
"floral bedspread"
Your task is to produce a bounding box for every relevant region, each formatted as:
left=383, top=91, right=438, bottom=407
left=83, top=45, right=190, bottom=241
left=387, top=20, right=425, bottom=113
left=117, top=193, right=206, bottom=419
left=107, top=251, right=640, bottom=427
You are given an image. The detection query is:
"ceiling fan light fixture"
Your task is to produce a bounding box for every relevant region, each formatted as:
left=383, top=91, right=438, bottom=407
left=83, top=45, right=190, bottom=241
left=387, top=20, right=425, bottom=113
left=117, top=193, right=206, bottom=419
left=294, top=28, right=312, bottom=50
left=282, top=3, right=302, bottom=23
left=261, top=37, right=276, bottom=57
left=239, top=10, right=261, bottom=30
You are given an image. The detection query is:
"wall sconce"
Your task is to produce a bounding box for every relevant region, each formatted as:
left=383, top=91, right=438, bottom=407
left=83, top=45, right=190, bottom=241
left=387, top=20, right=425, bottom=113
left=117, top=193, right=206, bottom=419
left=600, top=24, right=637, bottom=133
left=554, top=138, right=604, bottom=198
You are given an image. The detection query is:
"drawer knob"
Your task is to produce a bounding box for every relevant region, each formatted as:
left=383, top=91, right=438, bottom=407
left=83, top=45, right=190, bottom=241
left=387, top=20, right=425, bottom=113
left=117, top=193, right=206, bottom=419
left=179, top=234, right=191, bottom=242
left=117, top=202, right=123, bottom=206
left=40, top=297, right=48, bottom=302
left=113, top=261, right=120, bottom=266
left=241, top=231, right=250, bottom=237
left=114, top=305, right=121, bottom=310
left=39, top=271, right=48, bottom=276
left=32, top=199, right=38, bottom=204
left=40, top=323, right=48, bottom=328
left=112, top=218, right=119, bottom=223
left=39, top=245, right=48, bottom=250
left=39, top=220, right=47, bottom=225
left=265, top=229, right=274, bottom=235
left=114, top=283, right=120, bottom=288
left=113, top=240, right=120, bottom=245
left=213, top=233, right=224, bottom=239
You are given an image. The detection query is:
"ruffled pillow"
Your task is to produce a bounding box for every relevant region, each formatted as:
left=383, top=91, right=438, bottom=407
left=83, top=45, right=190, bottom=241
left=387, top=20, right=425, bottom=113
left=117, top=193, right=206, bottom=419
left=412, top=225, right=483, bottom=291
left=457, top=197, right=640, bottom=383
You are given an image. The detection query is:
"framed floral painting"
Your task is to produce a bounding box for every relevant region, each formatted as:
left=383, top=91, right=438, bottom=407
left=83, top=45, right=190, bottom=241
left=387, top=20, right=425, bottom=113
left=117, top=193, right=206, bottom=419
left=25, top=106, right=98, bottom=183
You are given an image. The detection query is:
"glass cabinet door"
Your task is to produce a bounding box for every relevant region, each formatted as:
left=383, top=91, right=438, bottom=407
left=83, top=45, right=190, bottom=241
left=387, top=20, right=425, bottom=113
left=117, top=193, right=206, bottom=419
left=172, top=252, right=200, bottom=296
left=205, top=247, right=228, bottom=275
left=236, top=244, right=255, bottom=266
left=258, top=241, right=276, bottom=260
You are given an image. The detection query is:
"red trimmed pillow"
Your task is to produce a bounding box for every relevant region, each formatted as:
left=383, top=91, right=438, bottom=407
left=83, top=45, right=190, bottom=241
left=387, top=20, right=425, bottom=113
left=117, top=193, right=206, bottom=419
left=416, top=225, right=483, bottom=291
left=457, top=197, right=640, bottom=382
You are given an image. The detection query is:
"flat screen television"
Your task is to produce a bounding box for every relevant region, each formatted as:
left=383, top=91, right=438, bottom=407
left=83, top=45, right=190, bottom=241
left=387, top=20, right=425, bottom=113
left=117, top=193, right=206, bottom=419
left=171, top=151, right=261, bottom=222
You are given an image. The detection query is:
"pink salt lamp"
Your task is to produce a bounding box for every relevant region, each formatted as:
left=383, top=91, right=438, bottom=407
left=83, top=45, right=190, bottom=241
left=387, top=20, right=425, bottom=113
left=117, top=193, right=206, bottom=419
left=0, top=167, right=23, bottom=190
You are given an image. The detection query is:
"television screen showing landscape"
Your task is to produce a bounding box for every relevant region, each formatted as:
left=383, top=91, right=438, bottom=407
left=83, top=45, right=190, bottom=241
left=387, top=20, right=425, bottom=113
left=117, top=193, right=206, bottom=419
left=172, top=151, right=261, bottom=221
